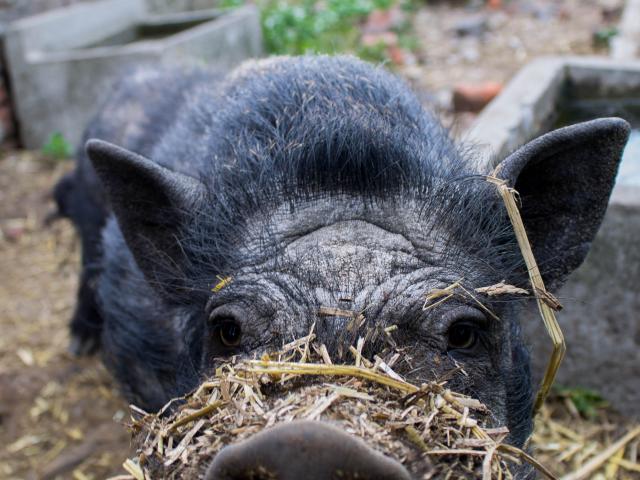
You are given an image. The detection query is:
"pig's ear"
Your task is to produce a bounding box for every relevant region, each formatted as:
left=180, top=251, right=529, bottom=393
left=86, top=139, right=206, bottom=294
left=495, top=117, right=630, bottom=290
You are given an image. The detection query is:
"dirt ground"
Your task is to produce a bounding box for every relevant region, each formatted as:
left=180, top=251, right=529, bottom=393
left=409, top=0, right=608, bottom=90
left=0, top=1, right=634, bottom=479
left=401, top=0, right=618, bottom=132
left=0, top=153, right=130, bottom=479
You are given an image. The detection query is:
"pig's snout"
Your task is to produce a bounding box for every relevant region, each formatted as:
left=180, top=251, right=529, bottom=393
left=205, top=420, right=411, bottom=480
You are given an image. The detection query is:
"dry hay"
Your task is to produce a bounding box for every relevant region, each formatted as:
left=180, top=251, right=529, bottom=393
left=532, top=396, right=640, bottom=480
left=124, top=326, right=553, bottom=480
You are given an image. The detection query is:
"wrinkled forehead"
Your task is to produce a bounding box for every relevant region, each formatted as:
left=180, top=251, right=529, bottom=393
left=277, top=218, right=439, bottom=307
left=220, top=197, right=501, bottom=323
left=284, top=219, right=421, bottom=274
left=237, top=193, right=496, bottom=269
left=241, top=195, right=439, bottom=257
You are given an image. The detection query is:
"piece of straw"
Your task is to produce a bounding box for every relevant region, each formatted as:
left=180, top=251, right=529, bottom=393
left=165, top=400, right=224, bottom=433
left=122, top=459, right=145, bottom=480
left=560, top=426, right=640, bottom=480
left=486, top=175, right=566, bottom=413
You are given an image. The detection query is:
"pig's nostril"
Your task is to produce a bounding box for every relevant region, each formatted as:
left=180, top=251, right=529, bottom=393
left=205, top=420, right=411, bottom=480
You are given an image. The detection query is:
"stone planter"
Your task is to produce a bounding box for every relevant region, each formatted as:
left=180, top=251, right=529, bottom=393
left=3, top=0, right=262, bottom=148
left=467, top=56, right=640, bottom=415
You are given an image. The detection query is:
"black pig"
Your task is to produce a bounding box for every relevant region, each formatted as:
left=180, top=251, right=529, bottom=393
left=55, top=56, right=628, bottom=474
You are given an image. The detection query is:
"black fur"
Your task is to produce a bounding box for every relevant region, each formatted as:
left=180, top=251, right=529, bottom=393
left=56, top=55, right=628, bottom=455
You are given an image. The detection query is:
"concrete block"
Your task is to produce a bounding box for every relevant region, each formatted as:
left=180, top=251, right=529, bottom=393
left=464, top=57, right=566, bottom=161
left=468, top=56, right=640, bottom=415
left=146, top=0, right=219, bottom=13
left=523, top=186, right=640, bottom=415
left=3, top=0, right=262, bottom=148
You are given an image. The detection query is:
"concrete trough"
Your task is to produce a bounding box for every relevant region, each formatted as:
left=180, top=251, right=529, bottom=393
left=467, top=56, right=640, bottom=415
left=3, top=0, right=262, bottom=148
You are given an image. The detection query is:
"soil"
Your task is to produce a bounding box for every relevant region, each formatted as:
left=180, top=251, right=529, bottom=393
left=0, top=0, right=632, bottom=479
left=0, top=152, right=130, bottom=480
left=409, top=0, right=609, bottom=90
left=401, top=0, right=618, bottom=133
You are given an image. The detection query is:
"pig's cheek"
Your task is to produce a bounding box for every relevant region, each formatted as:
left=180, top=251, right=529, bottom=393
left=400, top=351, right=454, bottom=384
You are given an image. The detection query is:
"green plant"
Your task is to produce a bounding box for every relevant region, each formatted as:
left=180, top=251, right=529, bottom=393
left=262, top=0, right=391, bottom=55
left=555, top=386, right=609, bottom=419
left=220, top=0, right=414, bottom=63
left=356, top=41, right=390, bottom=63
left=218, top=0, right=245, bottom=8
left=42, top=132, right=73, bottom=160
left=593, top=26, right=619, bottom=48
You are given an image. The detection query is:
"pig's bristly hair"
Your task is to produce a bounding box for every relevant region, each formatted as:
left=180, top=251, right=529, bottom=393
left=85, top=55, right=536, bottom=445
left=147, top=56, right=526, bottom=297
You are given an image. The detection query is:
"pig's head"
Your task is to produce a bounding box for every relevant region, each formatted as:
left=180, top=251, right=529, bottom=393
left=86, top=57, right=629, bottom=478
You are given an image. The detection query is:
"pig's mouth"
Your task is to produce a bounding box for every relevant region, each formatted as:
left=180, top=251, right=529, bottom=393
left=205, top=420, right=410, bottom=480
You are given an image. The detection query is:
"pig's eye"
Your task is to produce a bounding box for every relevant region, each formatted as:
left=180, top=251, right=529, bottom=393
left=217, top=319, right=242, bottom=347
left=447, top=322, right=478, bottom=351
left=444, top=307, right=486, bottom=352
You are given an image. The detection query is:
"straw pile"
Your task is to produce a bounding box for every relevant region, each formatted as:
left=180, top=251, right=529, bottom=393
left=124, top=326, right=552, bottom=480
left=532, top=395, right=640, bottom=479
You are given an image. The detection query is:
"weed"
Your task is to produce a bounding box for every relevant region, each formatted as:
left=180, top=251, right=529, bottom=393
left=220, top=0, right=416, bottom=64
left=42, top=132, right=73, bottom=160
left=555, top=386, right=609, bottom=419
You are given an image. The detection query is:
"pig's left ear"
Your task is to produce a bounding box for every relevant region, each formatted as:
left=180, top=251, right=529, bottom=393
left=86, top=139, right=207, bottom=296
left=495, top=117, right=630, bottom=290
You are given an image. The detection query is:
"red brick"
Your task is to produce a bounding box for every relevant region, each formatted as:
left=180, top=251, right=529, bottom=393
left=452, top=82, right=503, bottom=112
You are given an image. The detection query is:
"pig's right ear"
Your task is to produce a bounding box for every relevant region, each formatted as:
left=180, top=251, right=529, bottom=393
left=494, top=117, right=630, bottom=290
left=86, top=139, right=207, bottom=295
